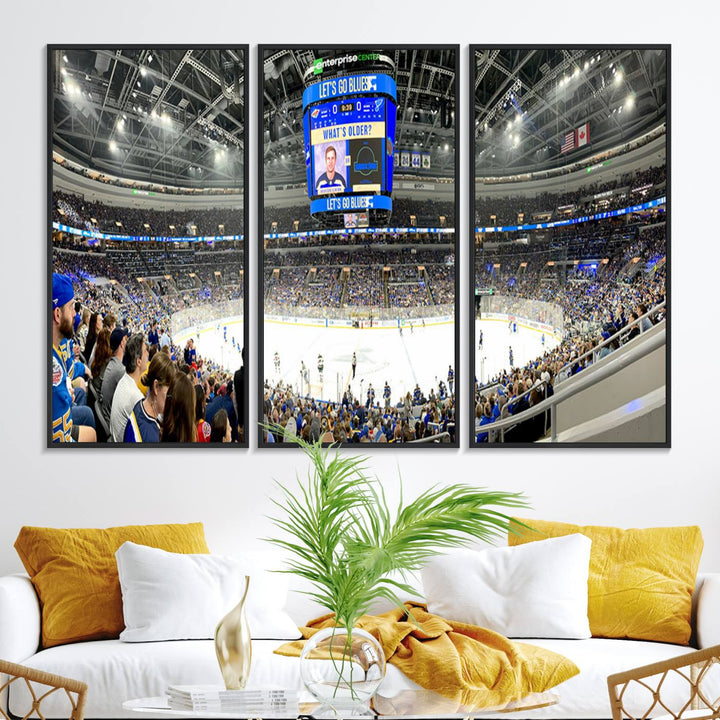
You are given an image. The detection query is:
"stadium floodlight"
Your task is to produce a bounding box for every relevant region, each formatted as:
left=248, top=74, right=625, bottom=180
left=109, top=140, right=117, bottom=152
left=140, top=67, right=147, bottom=77
left=615, top=70, right=623, bottom=84
left=147, top=54, right=153, bottom=63
left=626, top=95, right=635, bottom=108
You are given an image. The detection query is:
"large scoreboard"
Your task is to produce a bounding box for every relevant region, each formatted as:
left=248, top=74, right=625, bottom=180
left=303, top=73, right=397, bottom=223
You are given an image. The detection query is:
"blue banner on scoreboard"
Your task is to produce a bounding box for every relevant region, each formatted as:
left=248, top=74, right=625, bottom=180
left=386, top=99, right=396, bottom=192
left=310, top=194, right=392, bottom=214
left=303, top=73, right=397, bottom=106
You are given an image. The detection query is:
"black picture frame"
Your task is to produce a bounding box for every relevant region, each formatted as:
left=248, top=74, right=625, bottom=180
left=258, top=45, right=461, bottom=449
left=468, top=45, right=670, bottom=448
left=47, top=45, right=249, bottom=448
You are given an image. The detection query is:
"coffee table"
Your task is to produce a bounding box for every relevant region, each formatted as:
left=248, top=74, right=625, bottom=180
left=124, top=688, right=558, bottom=718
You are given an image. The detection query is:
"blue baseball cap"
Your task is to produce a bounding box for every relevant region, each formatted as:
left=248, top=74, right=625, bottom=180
left=52, top=273, right=74, bottom=308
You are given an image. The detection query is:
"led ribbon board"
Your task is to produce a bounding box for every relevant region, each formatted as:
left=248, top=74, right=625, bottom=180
left=303, top=73, right=397, bottom=220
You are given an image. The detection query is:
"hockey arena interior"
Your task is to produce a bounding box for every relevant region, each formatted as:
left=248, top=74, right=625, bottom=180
left=472, top=48, right=667, bottom=444
left=261, top=48, right=458, bottom=445
left=50, top=48, right=247, bottom=444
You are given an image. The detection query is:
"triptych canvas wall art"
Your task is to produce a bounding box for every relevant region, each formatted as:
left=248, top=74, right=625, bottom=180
left=47, top=45, right=668, bottom=448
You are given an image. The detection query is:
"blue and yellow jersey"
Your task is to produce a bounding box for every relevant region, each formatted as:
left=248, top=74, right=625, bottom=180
left=51, top=344, right=74, bottom=443
left=59, top=338, right=86, bottom=381
left=124, top=400, right=160, bottom=443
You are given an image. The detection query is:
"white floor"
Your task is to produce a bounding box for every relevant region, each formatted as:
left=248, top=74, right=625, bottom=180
left=474, top=317, right=561, bottom=385
left=264, top=319, right=455, bottom=405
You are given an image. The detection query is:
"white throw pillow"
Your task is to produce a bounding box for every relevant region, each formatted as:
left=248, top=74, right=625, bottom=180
left=116, top=541, right=301, bottom=642
left=421, top=534, right=592, bottom=639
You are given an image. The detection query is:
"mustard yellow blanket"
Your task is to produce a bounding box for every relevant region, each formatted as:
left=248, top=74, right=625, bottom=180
left=275, top=603, right=579, bottom=711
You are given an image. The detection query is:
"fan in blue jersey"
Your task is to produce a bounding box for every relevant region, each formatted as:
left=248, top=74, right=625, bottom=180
left=51, top=274, right=95, bottom=443
left=124, top=352, right=173, bottom=443
left=447, top=366, right=454, bottom=395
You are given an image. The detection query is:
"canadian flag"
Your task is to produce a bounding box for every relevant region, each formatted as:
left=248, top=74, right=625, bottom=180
left=576, top=122, right=590, bottom=147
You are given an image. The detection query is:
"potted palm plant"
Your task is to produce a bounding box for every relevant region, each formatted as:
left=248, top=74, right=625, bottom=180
left=265, top=432, right=529, bottom=713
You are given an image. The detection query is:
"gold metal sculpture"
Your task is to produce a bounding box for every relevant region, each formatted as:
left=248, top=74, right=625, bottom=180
left=214, top=575, right=252, bottom=690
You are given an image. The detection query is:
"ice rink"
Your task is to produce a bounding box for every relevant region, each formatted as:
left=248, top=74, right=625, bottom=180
left=174, top=313, right=561, bottom=403
left=175, top=318, right=245, bottom=375
left=475, top=317, right=561, bottom=385
left=264, top=318, right=455, bottom=405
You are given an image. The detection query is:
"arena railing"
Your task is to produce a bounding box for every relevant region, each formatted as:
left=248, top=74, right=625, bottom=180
left=409, top=431, right=452, bottom=444
left=477, top=325, right=665, bottom=443
left=554, top=300, right=666, bottom=386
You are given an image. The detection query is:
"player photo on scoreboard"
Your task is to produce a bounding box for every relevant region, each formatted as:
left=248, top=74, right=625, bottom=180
left=470, top=46, right=668, bottom=447
left=260, top=45, right=459, bottom=447
left=48, top=46, right=248, bottom=447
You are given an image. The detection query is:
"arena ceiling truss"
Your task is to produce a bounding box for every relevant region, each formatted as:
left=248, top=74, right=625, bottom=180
left=474, top=48, right=667, bottom=175
left=262, top=48, right=457, bottom=185
left=51, top=48, right=245, bottom=189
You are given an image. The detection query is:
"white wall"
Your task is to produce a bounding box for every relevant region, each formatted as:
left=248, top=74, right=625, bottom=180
left=2, top=3, right=717, bottom=579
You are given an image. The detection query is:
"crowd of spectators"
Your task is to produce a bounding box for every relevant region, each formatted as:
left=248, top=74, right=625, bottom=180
left=262, top=378, right=455, bottom=445
left=52, top=270, right=245, bottom=444
left=473, top=223, right=666, bottom=443
left=52, top=243, right=245, bottom=437
left=53, top=191, right=244, bottom=237
left=263, top=244, right=455, bottom=312
left=264, top=198, right=455, bottom=234
left=475, top=165, right=666, bottom=226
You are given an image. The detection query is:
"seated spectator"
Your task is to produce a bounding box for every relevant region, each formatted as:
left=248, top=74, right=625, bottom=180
left=110, top=333, right=148, bottom=442
left=195, top=385, right=211, bottom=442
left=124, top=352, right=174, bottom=443
left=51, top=273, right=96, bottom=443
left=210, top=409, right=231, bottom=443
left=161, top=372, right=198, bottom=442
left=100, top=328, right=129, bottom=423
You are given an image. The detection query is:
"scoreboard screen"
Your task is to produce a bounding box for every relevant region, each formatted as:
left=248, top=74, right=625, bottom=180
left=303, top=73, right=396, bottom=217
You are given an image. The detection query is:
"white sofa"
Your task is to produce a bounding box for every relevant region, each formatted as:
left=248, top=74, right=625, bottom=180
left=1, top=566, right=719, bottom=720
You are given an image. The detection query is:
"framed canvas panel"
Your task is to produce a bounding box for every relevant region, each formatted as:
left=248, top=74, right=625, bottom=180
left=259, top=46, right=460, bottom=447
left=469, top=46, right=669, bottom=447
left=48, top=46, right=248, bottom=446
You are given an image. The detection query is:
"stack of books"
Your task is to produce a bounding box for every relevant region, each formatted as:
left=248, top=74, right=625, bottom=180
left=166, top=685, right=299, bottom=715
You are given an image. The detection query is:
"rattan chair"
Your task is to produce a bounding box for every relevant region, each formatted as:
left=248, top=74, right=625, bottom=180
left=0, top=660, right=87, bottom=720
left=608, top=644, right=720, bottom=720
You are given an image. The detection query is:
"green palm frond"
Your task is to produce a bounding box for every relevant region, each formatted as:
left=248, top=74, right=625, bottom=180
left=264, top=426, right=530, bottom=630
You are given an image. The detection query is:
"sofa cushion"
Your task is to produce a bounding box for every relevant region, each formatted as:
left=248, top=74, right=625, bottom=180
left=116, top=542, right=300, bottom=641
left=421, top=535, right=591, bottom=639
left=11, top=637, right=711, bottom=719
left=14, top=523, right=209, bottom=648
left=509, top=519, right=703, bottom=645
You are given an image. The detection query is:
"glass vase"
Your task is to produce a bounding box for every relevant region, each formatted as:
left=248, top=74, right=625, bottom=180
left=214, top=575, right=251, bottom=690
left=299, top=626, right=386, bottom=717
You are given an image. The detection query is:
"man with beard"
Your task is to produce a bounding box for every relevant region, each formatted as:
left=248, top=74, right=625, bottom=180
left=51, top=274, right=96, bottom=443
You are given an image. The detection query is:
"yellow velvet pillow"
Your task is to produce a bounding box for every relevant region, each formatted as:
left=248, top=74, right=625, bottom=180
left=509, top=519, right=703, bottom=645
left=15, top=523, right=209, bottom=648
